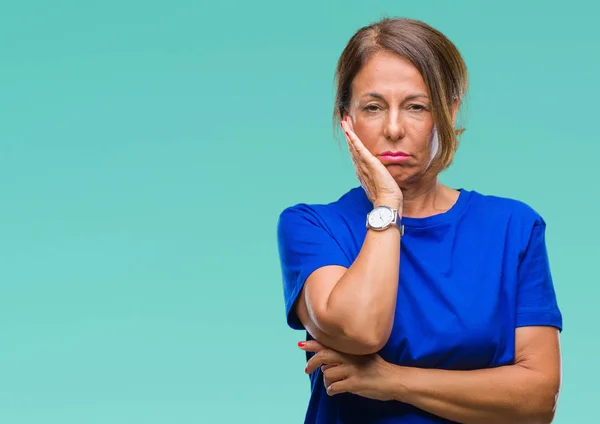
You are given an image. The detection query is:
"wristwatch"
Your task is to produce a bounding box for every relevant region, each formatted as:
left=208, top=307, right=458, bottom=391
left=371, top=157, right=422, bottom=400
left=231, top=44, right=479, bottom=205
left=366, top=205, right=404, bottom=235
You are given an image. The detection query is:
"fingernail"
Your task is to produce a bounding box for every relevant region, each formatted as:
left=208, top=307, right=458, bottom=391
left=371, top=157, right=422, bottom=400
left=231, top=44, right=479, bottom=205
left=339, top=122, right=343, bottom=128
left=298, top=341, right=306, bottom=347
left=345, top=131, right=350, bottom=137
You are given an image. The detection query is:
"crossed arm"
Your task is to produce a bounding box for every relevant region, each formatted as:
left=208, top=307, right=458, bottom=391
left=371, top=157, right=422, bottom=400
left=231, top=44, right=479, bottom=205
left=393, top=326, right=561, bottom=424
left=295, top=227, right=562, bottom=423
left=299, top=326, right=561, bottom=424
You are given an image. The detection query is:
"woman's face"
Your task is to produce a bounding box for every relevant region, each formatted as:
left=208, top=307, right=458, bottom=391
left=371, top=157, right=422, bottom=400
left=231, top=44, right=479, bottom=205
left=345, top=50, right=440, bottom=185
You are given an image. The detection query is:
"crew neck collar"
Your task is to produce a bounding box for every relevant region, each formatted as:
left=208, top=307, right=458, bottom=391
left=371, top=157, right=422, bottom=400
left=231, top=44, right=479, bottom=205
left=356, top=187, right=473, bottom=228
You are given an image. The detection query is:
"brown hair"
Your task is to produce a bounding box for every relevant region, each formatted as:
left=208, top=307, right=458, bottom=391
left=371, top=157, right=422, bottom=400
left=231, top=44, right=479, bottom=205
left=334, top=17, right=469, bottom=173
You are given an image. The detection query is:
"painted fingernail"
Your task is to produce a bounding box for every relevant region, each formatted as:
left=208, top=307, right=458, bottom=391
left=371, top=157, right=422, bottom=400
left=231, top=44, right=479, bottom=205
left=345, top=131, right=350, bottom=137
left=298, top=341, right=306, bottom=347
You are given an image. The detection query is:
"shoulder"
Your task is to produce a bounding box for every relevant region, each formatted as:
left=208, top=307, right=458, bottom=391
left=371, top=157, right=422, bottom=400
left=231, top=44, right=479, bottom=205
left=467, top=190, right=544, bottom=224
left=276, top=187, right=365, bottom=267
left=465, top=190, right=547, bottom=249
left=277, top=186, right=366, bottom=234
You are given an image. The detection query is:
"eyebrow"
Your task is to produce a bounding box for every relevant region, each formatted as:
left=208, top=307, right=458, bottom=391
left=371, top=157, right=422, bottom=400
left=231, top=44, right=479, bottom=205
left=360, top=92, right=429, bottom=101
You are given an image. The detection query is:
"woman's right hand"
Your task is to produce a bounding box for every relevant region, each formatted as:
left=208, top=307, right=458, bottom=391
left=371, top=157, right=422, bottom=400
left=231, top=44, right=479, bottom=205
left=341, top=118, right=403, bottom=210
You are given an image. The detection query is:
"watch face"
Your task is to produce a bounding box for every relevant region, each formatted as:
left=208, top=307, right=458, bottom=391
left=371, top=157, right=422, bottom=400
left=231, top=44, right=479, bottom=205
left=368, top=206, right=394, bottom=228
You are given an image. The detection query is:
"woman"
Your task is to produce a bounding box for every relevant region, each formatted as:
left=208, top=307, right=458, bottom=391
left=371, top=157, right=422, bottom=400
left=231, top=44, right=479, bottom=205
left=276, top=17, right=562, bottom=424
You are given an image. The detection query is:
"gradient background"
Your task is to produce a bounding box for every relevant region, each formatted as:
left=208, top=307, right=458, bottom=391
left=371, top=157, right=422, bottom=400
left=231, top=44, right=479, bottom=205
left=1, top=1, right=598, bottom=423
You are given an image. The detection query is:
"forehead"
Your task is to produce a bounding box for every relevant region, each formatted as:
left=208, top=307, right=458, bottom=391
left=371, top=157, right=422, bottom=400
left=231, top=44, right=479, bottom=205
left=352, top=50, right=427, bottom=96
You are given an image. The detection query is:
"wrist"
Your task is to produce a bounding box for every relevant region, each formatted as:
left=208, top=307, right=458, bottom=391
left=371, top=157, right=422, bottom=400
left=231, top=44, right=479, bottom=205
left=388, top=365, right=412, bottom=403
left=374, top=197, right=403, bottom=210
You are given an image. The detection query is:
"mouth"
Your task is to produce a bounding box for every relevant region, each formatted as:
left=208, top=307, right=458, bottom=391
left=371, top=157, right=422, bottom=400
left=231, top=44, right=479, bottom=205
left=379, top=151, right=411, bottom=163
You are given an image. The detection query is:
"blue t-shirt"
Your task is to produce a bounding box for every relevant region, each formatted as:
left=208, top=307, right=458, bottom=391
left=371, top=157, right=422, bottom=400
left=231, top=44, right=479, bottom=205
left=276, top=187, right=562, bottom=424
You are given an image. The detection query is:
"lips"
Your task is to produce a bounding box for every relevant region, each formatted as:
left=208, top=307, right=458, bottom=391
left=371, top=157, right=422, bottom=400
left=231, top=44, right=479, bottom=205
left=379, top=151, right=411, bottom=163
left=380, top=151, right=409, bottom=157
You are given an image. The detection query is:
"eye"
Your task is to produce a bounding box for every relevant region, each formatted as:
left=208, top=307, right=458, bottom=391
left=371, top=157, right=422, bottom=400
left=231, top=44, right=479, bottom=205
left=408, top=104, right=428, bottom=112
left=363, top=104, right=381, bottom=112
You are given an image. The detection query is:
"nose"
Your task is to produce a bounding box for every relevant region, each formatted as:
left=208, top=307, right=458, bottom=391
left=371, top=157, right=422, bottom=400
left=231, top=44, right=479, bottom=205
left=384, top=110, right=406, bottom=141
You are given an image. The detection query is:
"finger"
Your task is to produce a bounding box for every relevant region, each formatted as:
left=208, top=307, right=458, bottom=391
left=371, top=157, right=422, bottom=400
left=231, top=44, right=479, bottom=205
left=340, top=121, right=367, bottom=156
left=321, top=364, right=336, bottom=372
left=340, top=121, right=359, bottom=152
left=321, top=363, right=338, bottom=388
left=326, top=378, right=352, bottom=396
left=341, top=125, right=372, bottom=183
left=342, top=124, right=380, bottom=170
left=343, top=115, right=355, bottom=133
left=348, top=145, right=360, bottom=168
left=305, top=349, right=344, bottom=374
left=343, top=130, right=369, bottom=177
left=323, top=364, right=349, bottom=384
left=298, top=340, right=326, bottom=353
left=343, top=125, right=362, bottom=167
left=305, top=350, right=333, bottom=374
left=340, top=121, right=373, bottom=197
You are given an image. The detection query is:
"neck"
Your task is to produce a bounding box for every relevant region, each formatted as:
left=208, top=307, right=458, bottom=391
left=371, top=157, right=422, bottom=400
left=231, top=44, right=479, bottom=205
left=400, top=178, right=457, bottom=218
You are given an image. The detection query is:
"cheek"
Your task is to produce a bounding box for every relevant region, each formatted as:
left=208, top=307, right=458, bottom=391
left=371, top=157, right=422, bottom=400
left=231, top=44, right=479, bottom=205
left=407, top=120, right=435, bottom=151
left=351, top=118, right=383, bottom=150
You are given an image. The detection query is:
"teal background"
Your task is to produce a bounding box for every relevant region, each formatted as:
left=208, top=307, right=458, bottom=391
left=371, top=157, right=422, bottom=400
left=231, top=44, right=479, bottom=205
left=1, top=1, right=597, bottom=422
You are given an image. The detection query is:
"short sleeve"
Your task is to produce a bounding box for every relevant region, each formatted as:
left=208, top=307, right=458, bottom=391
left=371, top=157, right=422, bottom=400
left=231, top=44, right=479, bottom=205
left=276, top=205, right=351, bottom=330
left=516, top=216, right=563, bottom=331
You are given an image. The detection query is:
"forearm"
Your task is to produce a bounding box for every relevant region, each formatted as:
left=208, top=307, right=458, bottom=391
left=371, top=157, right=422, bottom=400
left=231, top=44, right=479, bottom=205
left=324, top=223, right=401, bottom=348
left=389, top=364, right=559, bottom=424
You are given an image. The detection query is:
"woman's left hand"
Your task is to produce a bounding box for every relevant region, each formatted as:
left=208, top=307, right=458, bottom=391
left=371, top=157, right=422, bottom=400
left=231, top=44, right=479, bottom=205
left=299, top=340, right=399, bottom=401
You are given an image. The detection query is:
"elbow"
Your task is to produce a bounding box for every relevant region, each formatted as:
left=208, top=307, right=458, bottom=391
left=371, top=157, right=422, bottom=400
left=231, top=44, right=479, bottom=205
left=334, top=320, right=392, bottom=355
left=532, top=393, right=559, bottom=424
left=501, top=400, right=556, bottom=424
left=314, top=316, right=391, bottom=355
left=344, top=332, right=388, bottom=355
left=519, top=380, right=560, bottom=424
left=539, top=411, right=557, bottom=424
left=523, top=407, right=556, bottom=424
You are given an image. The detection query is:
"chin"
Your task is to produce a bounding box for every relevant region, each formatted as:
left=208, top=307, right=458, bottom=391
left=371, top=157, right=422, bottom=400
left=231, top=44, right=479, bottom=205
left=386, top=165, right=423, bottom=186
left=386, top=165, right=411, bottom=179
